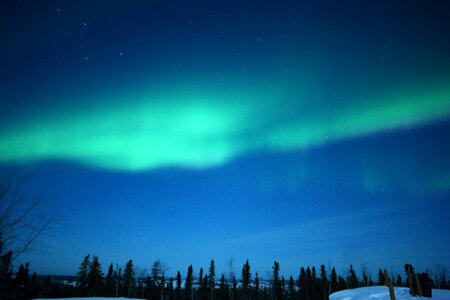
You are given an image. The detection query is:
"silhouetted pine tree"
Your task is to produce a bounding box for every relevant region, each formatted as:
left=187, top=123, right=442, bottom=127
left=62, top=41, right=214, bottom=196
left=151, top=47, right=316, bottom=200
left=319, top=265, right=328, bottom=300
left=219, top=274, right=229, bottom=300
left=242, top=259, right=251, bottom=300
left=337, top=275, right=347, bottom=291
left=231, top=275, right=237, bottom=300
left=377, top=269, right=385, bottom=286
left=40, top=275, right=51, bottom=297
left=87, top=255, right=103, bottom=297
left=168, top=276, right=174, bottom=300
left=28, top=272, right=40, bottom=299
left=114, top=266, right=122, bottom=297
left=288, top=276, right=295, bottom=300
left=14, top=263, right=29, bottom=298
left=254, top=272, right=260, bottom=299
left=186, top=265, right=194, bottom=300
left=123, top=259, right=135, bottom=298
left=404, top=263, right=415, bottom=292
left=177, top=271, right=182, bottom=300
left=199, top=267, right=204, bottom=289
left=396, top=275, right=403, bottom=287
left=330, top=267, right=338, bottom=294
left=273, top=261, right=283, bottom=300
left=167, top=277, right=174, bottom=300
left=76, top=254, right=90, bottom=296
left=161, top=271, right=166, bottom=300
left=200, top=274, right=209, bottom=300
left=209, top=260, right=216, bottom=300
left=298, top=267, right=306, bottom=300
left=306, top=267, right=313, bottom=300
left=152, top=259, right=163, bottom=283
left=347, top=265, right=358, bottom=289
left=105, top=263, right=114, bottom=296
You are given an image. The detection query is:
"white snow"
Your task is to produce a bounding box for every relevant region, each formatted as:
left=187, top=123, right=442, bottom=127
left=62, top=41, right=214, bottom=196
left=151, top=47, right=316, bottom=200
left=34, top=298, right=143, bottom=300
left=330, top=286, right=450, bottom=300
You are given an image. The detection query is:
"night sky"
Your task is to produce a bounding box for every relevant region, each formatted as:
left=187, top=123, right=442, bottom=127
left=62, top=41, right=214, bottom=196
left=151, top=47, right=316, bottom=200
left=1, top=1, right=450, bottom=277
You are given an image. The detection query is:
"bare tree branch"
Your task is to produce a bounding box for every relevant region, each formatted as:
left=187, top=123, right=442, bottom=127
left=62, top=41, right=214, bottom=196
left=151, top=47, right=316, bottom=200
left=0, top=168, right=56, bottom=259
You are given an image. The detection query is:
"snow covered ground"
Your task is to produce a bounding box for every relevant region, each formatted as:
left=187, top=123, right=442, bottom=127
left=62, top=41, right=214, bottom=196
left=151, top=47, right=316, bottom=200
left=330, top=286, right=450, bottom=300
left=33, top=287, right=450, bottom=300
left=34, top=298, right=143, bottom=300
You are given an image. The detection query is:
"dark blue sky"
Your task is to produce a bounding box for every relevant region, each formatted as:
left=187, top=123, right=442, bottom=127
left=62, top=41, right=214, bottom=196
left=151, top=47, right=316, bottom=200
left=1, top=1, right=450, bottom=277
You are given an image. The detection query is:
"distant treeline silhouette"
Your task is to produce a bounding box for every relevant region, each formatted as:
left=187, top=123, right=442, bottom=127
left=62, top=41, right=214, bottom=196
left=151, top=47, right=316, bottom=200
left=1, top=251, right=449, bottom=299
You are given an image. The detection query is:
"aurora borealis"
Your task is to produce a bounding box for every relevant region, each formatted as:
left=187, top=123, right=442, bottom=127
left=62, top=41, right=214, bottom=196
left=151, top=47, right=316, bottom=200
left=1, top=1, right=450, bottom=277
left=1, top=78, right=450, bottom=170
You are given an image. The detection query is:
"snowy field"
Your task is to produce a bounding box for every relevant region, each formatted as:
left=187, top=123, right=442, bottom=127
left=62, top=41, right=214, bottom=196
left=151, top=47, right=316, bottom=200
left=33, top=287, right=450, bottom=300
left=34, top=298, right=143, bottom=300
left=330, top=286, right=450, bottom=300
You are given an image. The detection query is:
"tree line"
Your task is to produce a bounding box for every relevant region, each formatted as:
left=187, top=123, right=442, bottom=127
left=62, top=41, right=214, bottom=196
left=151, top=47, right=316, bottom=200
left=1, top=248, right=449, bottom=299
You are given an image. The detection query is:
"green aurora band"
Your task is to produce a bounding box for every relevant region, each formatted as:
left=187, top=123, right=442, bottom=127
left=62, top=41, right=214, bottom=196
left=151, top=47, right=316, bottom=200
left=1, top=81, right=450, bottom=171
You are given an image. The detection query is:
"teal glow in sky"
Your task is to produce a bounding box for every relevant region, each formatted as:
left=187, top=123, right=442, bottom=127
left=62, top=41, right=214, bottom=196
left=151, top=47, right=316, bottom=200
left=1, top=0, right=450, bottom=277
left=1, top=80, right=450, bottom=170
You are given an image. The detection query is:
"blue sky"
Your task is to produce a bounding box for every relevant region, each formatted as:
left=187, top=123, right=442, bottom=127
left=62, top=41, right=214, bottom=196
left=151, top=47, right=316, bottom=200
left=1, top=0, right=450, bottom=278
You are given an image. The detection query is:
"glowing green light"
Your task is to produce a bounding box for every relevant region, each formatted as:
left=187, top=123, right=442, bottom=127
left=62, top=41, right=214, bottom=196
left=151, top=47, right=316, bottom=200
left=1, top=81, right=449, bottom=171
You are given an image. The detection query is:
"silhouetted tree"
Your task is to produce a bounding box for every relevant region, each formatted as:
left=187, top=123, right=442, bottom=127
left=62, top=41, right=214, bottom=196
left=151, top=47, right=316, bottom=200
left=306, top=267, right=315, bottom=299
left=123, top=259, right=135, bottom=298
left=347, top=265, right=358, bottom=289
left=14, top=263, right=29, bottom=298
left=298, top=267, right=306, bottom=300
left=430, top=264, right=448, bottom=289
left=377, top=269, right=385, bottom=286
left=76, top=254, right=90, bottom=296
left=87, top=255, right=103, bottom=296
left=105, top=263, right=114, bottom=296
left=319, top=264, right=328, bottom=300
left=288, top=276, right=295, bottom=300
left=161, top=271, right=166, bottom=300
left=272, top=261, right=283, bottom=300
left=242, top=259, right=252, bottom=300
left=219, top=274, right=229, bottom=300
left=404, top=263, right=415, bottom=291
left=200, top=274, right=209, bottom=300
left=199, top=267, right=204, bottom=287
left=330, top=267, right=338, bottom=294
left=396, top=275, right=403, bottom=287
left=177, top=271, right=182, bottom=300
left=114, top=266, right=122, bottom=297
left=152, top=259, right=163, bottom=283
left=254, top=272, right=260, bottom=298
left=186, top=265, right=194, bottom=300
left=337, top=275, right=347, bottom=291
left=209, top=260, right=216, bottom=300
left=231, top=275, right=237, bottom=300
left=28, top=272, right=40, bottom=299
left=168, top=277, right=175, bottom=300
left=0, top=170, right=55, bottom=258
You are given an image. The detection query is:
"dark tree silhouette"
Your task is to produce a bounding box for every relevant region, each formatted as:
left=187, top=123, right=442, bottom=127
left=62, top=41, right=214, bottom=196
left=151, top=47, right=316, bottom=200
left=105, top=263, right=114, bottom=296
left=0, top=170, right=55, bottom=258
left=87, top=255, right=103, bottom=297
left=330, top=267, right=338, bottom=294
left=177, top=271, right=182, bottom=300
left=347, top=265, right=358, bottom=289
left=0, top=235, right=13, bottom=298
left=186, top=265, right=194, bottom=300
left=76, top=254, right=90, bottom=296
left=272, top=261, right=283, bottom=300
left=242, top=259, right=251, bottom=300
left=209, top=260, right=216, bottom=300
left=123, top=259, right=135, bottom=298
left=377, top=269, right=385, bottom=286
